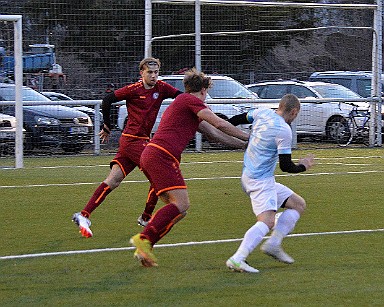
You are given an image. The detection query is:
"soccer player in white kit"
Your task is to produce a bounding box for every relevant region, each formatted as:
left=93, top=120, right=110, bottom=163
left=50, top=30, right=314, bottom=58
left=226, top=94, right=315, bottom=273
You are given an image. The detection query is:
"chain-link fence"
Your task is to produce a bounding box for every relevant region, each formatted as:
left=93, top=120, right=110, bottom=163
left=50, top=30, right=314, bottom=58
left=0, top=0, right=382, bottom=168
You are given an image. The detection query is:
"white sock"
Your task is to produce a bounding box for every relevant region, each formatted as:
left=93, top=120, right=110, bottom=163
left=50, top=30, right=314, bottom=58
left=232, top=221, right=270, bottom=263
left=267, top=209, right=300, bottom=247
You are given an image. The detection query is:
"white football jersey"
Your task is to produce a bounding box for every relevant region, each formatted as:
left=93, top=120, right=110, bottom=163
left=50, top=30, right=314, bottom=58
left=243, top=108, right=292, bottom=179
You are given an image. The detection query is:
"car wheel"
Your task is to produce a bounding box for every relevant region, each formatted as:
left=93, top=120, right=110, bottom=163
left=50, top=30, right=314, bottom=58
left=335, top=119, right=352, bottom=146
left=326, top=116, right=344, bottom=141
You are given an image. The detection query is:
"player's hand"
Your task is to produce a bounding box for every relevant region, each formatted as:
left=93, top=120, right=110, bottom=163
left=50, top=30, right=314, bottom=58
left=241, top=141, right=248, bottom=150
left=99, top=124, right=111, bottom=143
left=299, top=153, right=315, bottom=170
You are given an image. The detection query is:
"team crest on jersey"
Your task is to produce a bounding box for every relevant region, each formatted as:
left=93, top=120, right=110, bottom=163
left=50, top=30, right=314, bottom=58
left=153, top=92, right=159, bottom=99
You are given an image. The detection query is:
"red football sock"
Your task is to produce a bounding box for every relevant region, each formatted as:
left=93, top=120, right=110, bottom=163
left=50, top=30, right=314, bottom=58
left=82, top=182, right=112, bottom=217
left=141, top=203, right=185, bottom=245
left=142, top=187, right=158, bottom=221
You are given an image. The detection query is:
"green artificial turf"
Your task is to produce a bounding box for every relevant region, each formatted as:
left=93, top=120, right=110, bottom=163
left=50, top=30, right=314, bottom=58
left=1, top=149, right=383, bottom=306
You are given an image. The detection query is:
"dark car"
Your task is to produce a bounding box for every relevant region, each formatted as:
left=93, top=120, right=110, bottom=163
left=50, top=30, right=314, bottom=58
left=41, top=91, right=104, bottom=129
left=0, top=83, right=93, bottom=153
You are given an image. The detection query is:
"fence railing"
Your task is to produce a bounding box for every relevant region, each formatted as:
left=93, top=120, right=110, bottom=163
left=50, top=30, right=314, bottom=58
left=1, top=96, right=382, bottom=168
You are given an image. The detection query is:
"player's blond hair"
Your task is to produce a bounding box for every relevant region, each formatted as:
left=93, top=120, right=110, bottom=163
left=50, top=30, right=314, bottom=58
left=139, top=57, right=161, bottom=71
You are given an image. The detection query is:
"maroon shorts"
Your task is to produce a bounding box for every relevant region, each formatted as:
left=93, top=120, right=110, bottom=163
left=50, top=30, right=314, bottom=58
left=140, top=143, right=186, bottom=196
left=110, top=135, right=148, bottom=177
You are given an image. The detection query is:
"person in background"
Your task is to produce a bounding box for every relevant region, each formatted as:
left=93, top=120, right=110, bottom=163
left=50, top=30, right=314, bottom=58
left=72, top=57, right=182, bottom=237
left=130, top=68, right=249, bottom=267
left=226, top=94, right=315, bottom=273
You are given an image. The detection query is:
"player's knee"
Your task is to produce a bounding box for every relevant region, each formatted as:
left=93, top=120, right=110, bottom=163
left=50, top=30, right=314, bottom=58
left=286, top=194, right=306, bottom=214
left=264, top=219, right=275, bottom=230
left=295, top=198, right=306, bottom=214
left=257, top=212, right=274, bottom=230
left=176, top=202, right=190, bottom=212
left=107, top=179, right=121, bottom=190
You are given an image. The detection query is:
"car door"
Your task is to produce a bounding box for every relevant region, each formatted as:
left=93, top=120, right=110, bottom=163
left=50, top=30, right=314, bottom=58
left=290, top=85, right=323, bottom=135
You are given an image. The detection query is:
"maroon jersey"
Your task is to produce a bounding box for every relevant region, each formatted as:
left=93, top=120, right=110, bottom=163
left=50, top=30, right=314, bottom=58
left=114, top=80, right=179, bottom=138
left=151, top=93, right=208, bottom=160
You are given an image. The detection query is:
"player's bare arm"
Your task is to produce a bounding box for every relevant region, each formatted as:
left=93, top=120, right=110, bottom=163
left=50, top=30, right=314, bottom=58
left=299, top=154, right=315, bottom=170
left=198, top=121, right=247, bottom=149
left=197, top=108, right=249, bottom=141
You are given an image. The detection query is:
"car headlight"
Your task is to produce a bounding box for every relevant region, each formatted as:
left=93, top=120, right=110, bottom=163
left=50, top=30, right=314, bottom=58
left=34, top=116, right=60, bottom=125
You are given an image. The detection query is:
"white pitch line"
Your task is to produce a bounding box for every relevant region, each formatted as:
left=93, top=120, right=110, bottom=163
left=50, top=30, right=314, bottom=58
left=1, top=169, right=384, bottom=189
left=1, top=228, right=383, bottom=260
left=1, top=155, right=383, bottom=171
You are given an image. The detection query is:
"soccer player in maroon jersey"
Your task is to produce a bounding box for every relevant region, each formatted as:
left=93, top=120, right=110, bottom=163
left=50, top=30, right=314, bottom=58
left=130, top=68, right=249, bottom=267
left=72, top=57, right=182, bottom=238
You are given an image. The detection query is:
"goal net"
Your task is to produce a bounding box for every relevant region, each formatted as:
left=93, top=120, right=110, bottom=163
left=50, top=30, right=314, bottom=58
left=147, top=0, right=382, bottom=148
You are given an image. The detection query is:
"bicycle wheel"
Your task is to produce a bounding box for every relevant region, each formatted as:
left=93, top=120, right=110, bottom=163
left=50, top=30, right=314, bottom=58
left=336, top=120, right=352, bottom=146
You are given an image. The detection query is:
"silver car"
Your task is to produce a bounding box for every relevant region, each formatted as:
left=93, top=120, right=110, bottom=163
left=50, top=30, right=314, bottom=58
left=246, top=80, right=368, bottom=140
left=0, top=113, right=21, bottom=155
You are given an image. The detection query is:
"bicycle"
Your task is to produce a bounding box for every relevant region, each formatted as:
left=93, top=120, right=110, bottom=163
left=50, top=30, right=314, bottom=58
left=335, top=105, right=370, bottom=146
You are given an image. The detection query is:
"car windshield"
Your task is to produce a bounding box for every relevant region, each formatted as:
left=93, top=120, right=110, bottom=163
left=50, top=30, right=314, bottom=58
left=0, top=86, right=51, bottom=102
left=209, top=79, right=255, bottom=99
left=161, top=77, right=255, bottom=99
left=312, top=84, right=361, bottom=99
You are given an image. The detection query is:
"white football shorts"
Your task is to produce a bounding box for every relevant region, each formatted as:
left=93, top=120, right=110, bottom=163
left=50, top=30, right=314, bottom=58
left=241, top=173, right=294, bottom=216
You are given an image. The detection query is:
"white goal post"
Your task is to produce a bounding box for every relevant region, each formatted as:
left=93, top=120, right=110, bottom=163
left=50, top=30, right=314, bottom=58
left=0, top=15, right=23, bottom=168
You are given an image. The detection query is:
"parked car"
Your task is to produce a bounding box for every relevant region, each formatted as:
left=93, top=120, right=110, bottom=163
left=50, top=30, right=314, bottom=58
left=0, top=83, right=93, bottom=153
left=309, top=71, right=384, bottom=98
left=246, top=80, right=368, bottom=140
left=117, top=75, right=258, bottom=134
left=41, top=91, right=104, bottom=128
left=40, top=91, right=73, bottom=101
left=0, top=113, right=20, bottom=155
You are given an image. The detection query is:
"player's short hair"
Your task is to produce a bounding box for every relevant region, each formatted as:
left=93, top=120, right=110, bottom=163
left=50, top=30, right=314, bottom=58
left=279, top=94, right=300, bottom=112
left=139, top=57, right=161, bottom=71
left=183, top=68, right=212, bottom=93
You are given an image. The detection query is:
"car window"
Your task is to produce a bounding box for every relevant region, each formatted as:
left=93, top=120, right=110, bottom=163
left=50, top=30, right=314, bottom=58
left=0, top=86, right=50, bottom=102
left=291, top=85, right=317, bottom=98
left=314, top=77, right=352, bottom=89
left=163, top=79, right=184, bottom=92
left=45, top=93, right=72, bottom=101
left=311, top=84, right=361, bottom=98
left=258, top=85, right=289, bottom=99
left=162, top=77, right=255, bottom=99
left=208, top=79, right=255, bottom=99
left=356, top=79, right=372, bottom=98
left=46, top=95, right=61, bottom=101
left=247, top=85, right=262, bottom=95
